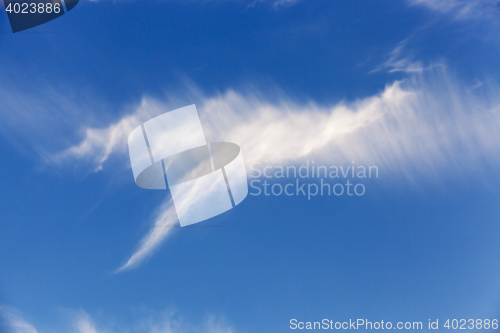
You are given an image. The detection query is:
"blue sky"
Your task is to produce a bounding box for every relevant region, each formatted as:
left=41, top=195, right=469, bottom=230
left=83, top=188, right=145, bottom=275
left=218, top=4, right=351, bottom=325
left=1, top=0, right=500, bottom=332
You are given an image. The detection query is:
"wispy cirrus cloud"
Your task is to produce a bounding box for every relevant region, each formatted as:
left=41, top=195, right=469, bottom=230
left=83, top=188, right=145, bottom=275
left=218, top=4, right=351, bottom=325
left=2, top=51, right=500, bottom=271
left=50, top=98, right=166, bottom=172
left=74, top=312, right=100, bottom=333
left=116, top=198, right=178, bottom=272
left=0, top=306, right=235, bottom=333
left=57, top=68, right=500, bottom=182
left=0, top=306, right=39, bottom=333
left=371, top=40, right=439, bottom=74
left=84, top=0, right=301, bottom=8
left=249, top=0, right=301, bottom=8
left=47, top=66, right=500, bottom=270
left=272, top=0, right=300, bottom=6
left=408, top=0, right=500, bottom=21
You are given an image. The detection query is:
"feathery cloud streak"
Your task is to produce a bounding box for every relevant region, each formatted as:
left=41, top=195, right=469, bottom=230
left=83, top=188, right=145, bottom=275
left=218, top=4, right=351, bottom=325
left=116, top=198, right=178, bottom=272
left=53, top=68, right=500, bottom=270
left=0, top=306, right=39, bottom=333
left=0, top=306, right=235, bottom=333
left=59, top=70, right=500, bottom=181
left=408, top=0, right=500, bottom=21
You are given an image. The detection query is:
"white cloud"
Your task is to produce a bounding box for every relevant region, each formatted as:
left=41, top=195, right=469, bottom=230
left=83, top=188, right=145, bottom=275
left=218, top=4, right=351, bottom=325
left=51, top=98, right=168, bottom=172
left=74, top=313, right=101, bottom=333
left=408, top=0, right=500, bottom=21
left=137, top=311, right=234, bottom=333
left=0, top=307, right=39, bottom=333
left=85, top=0, right=300, bottom=8
left=466, top=78, right=484, bottom=92
left=372, top=41, right=437, bottom=74
left=49, top=68, right=500, bottom=270
left=244, top=0, right=302, bottom=9
left=269, top=0, right=301, bottom=7
left=371, top=38, right=445, bottom=75
left=199, top=74, right=500, bottom=184
left=410, top=0, right=471, bottom=12
left=274, top=0, right=297, bottom=4
left=1, top=307, right=235, bottom=333
left=59, top=69, right=500, bottom=181
left=3, top=58, right=499, bottom=271
left=117, top=198, right=178, bottom=272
